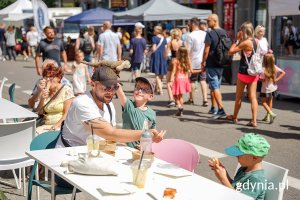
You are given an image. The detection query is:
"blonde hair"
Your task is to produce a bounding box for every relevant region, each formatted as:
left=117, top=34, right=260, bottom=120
left=254, top=25, right=266, bottom=36
left=75, top=50, right=84, bottom=57
left=263, top=53, right=276, bottom=84
left=154, top=26, right=163, bottom=34
left=177, top=47, right=190, bottom=72
left=170, top=28, right=181, bottom=40
left=240, top=21, right=254, bottom=39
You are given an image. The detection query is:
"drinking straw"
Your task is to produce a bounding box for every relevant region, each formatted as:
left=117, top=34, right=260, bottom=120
left=135, top=150, right=145, bottom=184
left=91, top=124, right=95, bottom=147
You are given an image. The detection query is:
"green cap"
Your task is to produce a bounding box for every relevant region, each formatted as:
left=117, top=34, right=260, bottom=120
left=224, top=133, right=270, bottom=157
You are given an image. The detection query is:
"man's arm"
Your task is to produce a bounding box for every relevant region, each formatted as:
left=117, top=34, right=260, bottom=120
left=61, top=50, right=69, bottom=72
left=97, top=44, right=103, bottom=61
left=83, top=118, right=164, bottom=143
left=201, top=43, right=210, bottom=70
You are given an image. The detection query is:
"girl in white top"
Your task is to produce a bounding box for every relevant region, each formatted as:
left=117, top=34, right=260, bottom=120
left=260, top=52, right=285, bottom=123
left=72, top=50, right=91, bottom=95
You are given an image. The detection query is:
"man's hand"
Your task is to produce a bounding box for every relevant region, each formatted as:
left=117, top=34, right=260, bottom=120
left=151, top=129, right=166, bottom=143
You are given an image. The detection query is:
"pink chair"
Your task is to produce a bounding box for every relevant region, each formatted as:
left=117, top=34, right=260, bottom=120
left=152, top=139, right=199, bottom=172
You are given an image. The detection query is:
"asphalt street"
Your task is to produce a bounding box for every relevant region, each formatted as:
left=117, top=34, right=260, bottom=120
left=0, top=58, right=299, bottom=200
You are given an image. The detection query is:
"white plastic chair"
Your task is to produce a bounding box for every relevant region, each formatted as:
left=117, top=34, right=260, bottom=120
left=0, top=119, right=36, bottom=196
left=236, top=161, right=288, bottom=200
left=0, top=77, right=8, bottom=99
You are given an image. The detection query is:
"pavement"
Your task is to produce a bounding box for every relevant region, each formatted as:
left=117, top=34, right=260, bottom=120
left=0, top=57, right=299, bottom=200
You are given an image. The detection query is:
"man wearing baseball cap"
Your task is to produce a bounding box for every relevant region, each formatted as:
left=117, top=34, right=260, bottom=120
left=209, top=133, right=270, bottom=200
left=56, top=66, right=164, bottom=149
left=117, top=77, right=156, bottom=148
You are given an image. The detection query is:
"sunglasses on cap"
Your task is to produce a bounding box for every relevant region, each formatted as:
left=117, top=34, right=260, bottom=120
left=96, top=82, right=119, bottom=92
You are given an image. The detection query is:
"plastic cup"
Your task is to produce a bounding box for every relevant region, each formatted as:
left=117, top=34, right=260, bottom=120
left=86, top=135, right=104, bottom=156
left=131, top=160, right=151, bottom=188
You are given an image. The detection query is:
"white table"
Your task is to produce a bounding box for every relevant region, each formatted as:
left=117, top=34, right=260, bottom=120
left=26, top=146, right=253, bottom=200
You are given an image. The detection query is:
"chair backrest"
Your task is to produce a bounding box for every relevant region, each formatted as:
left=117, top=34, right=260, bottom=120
left=0, top=119, right=36, bottom=161
left=152, top=139, right=199, bottom=172
left=30, top=131, right=61, bottom=151
left=0, top=77, right=8, bottom=99
left=263, top=161, right=289, bottom=200
left=236, top=161, right=289, bottom=200
left=8, top=83, right=16, bottom=103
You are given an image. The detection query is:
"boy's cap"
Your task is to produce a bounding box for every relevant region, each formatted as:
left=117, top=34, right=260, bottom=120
left=135, top=77, right=155, bottom=94
left=135, top=22, right=145, bottom=29
left=92, top=66, right=118, bottom=87
left=224, top=133, right=270, bottom=157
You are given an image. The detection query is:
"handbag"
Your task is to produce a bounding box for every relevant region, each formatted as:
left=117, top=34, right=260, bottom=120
left=23, top=85, right=65, bottom=124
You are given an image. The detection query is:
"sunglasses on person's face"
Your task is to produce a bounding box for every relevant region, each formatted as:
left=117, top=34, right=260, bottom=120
left=134, top=86, right=152, bottom=94
left=97, top=82, right=119, bottom=92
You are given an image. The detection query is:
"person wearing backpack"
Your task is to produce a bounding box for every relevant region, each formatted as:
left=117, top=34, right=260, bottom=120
left=202, top=14, right=228, bottom=119
left=75, top=28, right=95, bottom=76
left=227, top=21, right=259, bottom=128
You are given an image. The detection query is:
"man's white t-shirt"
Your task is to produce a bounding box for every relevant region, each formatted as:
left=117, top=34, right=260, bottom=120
left=56, top=91, right=116, bottom=147
left=186, top=30, right=206, bottom=69
left=97, top=30, right=120, bottom=61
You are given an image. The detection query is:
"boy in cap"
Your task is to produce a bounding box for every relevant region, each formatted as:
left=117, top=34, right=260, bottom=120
left=209, top=133, right=270, bottom=200
left=117, top=77, right=156, bottom=148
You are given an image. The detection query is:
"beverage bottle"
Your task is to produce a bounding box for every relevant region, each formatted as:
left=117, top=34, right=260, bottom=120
left=140, top=120, right=152, bottom=155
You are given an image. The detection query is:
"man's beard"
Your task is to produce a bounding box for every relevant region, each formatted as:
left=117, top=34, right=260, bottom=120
left=95, top=92, right=112, bottom=104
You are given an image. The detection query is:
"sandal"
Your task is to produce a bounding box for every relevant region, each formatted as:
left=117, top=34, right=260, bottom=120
left=226, top=115, right=238, bottom=124
left=246, top=121, right=257, bottom=128
left=202, top=101, right=209, bottom=107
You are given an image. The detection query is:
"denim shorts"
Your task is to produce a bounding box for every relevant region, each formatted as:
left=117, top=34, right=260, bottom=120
left=131, top=62, right=141, bottom=71
left=206, top=67, right=224, bottom=90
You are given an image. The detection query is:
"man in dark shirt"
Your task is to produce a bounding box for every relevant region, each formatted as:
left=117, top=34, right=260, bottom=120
left=202, top=14, right=226, bottom=119
left=35, top=26, right=68, bottom=76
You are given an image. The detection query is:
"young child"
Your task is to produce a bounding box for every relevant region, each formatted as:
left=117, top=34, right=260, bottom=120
left=116, top=77, right=156, bottom=148
left=72, top=50, right=91, bottom=96
left=209, top=133, right=271, bottom=200
left=260, top=53, right=285, bottom=123
left=170, top=47, right=191, bottom=116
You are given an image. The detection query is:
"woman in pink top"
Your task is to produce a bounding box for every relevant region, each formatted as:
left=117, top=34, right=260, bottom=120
left=227, top=22, right=259, bottom=127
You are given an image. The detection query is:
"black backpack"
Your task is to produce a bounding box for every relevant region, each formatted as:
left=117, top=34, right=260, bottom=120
left=210, top=29, right=232, bottom=66
left=80, top=36, right=92, bottom=55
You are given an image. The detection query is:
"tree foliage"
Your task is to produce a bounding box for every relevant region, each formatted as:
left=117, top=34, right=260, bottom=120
left=0, top=0, right=17, bottom=10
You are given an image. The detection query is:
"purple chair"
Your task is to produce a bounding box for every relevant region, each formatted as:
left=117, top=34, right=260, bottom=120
left=152, top=139, right=199, bottom=172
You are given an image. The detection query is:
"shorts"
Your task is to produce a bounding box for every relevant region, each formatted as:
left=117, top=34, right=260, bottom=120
left=131, top=62, right=141, bottom=71
left=260, top=91, right=278, bottom=98
left=206, top=67, right=224, bottom=90
left=238, top=73, right=259, bottom=84
left=256, top=80, right=262, bottom=92
left=190, top=71, right=206, bottom=82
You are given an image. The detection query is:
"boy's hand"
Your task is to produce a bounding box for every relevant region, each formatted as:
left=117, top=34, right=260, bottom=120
left=151, top=129, right=166, bottom=143
left=208, top=159, right=227, bottom=182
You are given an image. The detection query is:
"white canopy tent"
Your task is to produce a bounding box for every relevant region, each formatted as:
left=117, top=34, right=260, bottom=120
left=268, top=0, right=300, bottom=42
left=114, top=0, right=211, bottom=21
left=0, top=0, right=33, bottom=24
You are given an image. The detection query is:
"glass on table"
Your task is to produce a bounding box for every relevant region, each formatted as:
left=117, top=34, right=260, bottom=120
left=131, top=160, right=151, bottom=188
left=86, top=135, right=105, bottom=157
